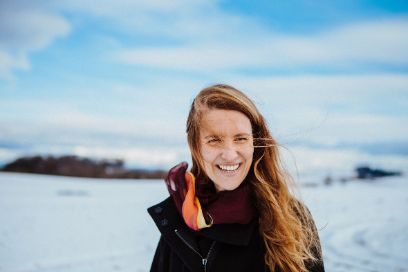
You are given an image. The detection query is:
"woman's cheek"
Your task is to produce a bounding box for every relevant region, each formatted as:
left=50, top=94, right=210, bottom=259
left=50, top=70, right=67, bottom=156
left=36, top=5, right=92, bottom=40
left=242, top=145, right=255, bottom=159
left=200, top=146, right=218, bottom=163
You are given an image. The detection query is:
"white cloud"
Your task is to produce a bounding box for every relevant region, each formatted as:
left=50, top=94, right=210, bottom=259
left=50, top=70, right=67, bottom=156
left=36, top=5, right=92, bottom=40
left=57, top=0, right=211, bottom=15
left=0, top=1, right=71, bottom=79
left=55, top=0, right=260, bottom=40
left=0, top=94, right=191, bottom=156
left=220, top=73, right=408, bottom=145
left=0, top=6, right=70, bottom=50
left=231, top=74, right=408, bottom=105
left=323, top=18, right=408, bottom=64
left=310, top=113, right=408, bottom=145
left=113, top=18, right=408, bottom=71
left=0, top=51, right=30, bottom=80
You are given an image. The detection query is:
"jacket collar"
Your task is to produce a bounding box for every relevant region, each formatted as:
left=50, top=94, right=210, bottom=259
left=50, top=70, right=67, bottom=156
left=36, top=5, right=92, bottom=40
left=148, top=196, right=258, bottom=246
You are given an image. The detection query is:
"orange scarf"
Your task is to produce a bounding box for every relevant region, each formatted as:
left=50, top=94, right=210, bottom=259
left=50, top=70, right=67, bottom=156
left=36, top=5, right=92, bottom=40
left=165, top=162, right=256, bottom=231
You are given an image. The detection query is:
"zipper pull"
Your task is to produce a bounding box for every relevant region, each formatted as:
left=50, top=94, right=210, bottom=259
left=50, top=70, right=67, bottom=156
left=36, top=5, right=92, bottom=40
left=202, top=258, right=208, bottom=266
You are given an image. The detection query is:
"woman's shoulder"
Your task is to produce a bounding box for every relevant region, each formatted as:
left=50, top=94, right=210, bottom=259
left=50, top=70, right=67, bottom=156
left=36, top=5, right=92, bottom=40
left=289, top=197, right=325, bottom=271
left=289, top=197, right=315, bottom=223
left=147, top=196, right=173, bottom=215
left=147, top=196, right=180, bottom=229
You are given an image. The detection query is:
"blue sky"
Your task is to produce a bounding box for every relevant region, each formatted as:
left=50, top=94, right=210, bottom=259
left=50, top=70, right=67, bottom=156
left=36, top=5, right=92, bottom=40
left=1, top=0, right=408, bottom=170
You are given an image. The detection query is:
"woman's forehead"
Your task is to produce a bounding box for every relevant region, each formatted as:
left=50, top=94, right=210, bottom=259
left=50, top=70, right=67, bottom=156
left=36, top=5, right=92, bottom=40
left=200, top=109, right=252, bottom=136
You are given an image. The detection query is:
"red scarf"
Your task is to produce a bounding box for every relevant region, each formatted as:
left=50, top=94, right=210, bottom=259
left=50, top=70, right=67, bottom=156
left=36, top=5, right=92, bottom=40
left=165, top=162, right=256, bottom=231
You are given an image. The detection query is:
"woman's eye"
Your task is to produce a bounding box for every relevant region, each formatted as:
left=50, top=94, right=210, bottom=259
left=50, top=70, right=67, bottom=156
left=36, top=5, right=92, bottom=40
left=207, top=138, right=221, bottom=144
left=235, top=137, right=248, bottom=142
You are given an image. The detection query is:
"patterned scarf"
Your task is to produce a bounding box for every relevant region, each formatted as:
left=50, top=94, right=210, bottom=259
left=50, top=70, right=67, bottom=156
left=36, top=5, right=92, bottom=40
left=165, top=162, right=256, bottom=231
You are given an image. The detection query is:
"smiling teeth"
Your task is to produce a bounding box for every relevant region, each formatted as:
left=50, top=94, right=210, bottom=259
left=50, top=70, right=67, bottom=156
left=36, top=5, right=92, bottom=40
left=219, top=164, right=239, bottom=171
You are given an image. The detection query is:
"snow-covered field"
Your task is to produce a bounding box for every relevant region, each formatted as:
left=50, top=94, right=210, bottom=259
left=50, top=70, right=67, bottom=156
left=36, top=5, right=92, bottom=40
left=0, top=172, right=407, bottom=272
left=302, top=178, right=408, bottom=271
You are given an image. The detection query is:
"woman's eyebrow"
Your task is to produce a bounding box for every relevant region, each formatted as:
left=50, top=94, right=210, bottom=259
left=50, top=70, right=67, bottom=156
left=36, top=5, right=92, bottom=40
left=234, top=133, right=252, bottom=137
left=203, top=133, right=252, bottom=139
left=204, top=135, right=221, bottom=139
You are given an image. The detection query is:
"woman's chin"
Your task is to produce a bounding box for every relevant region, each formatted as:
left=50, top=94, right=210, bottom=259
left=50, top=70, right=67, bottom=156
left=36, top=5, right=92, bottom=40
left=209, top=165, right=249, bottom=191
left=213, top=178, right=244, bottom=192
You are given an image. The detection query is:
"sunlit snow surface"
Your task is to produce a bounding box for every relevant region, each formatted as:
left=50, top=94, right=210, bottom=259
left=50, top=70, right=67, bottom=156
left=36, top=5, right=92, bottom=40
left=0, top=172, right=407, bottom=272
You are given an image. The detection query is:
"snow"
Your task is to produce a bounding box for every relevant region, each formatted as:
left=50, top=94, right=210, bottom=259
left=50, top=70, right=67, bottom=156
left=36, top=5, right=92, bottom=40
left=0, top=172, right=407, bottom=272
left=0, top=173, right=167, bottom=272
left=302, top=178, right=408, bottom=271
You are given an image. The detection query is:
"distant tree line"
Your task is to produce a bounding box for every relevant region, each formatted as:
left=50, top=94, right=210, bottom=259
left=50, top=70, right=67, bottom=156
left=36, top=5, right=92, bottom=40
left=1, top=155, right=167, bottom=179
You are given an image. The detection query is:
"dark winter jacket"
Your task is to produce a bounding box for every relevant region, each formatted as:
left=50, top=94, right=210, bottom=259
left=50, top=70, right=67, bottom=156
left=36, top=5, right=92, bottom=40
left=148, top=197, right=324, bottom=272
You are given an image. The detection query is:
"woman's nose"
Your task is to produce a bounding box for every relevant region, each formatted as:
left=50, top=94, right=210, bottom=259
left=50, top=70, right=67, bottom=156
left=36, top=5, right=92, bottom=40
left=220, top=144, right=238, bottom=161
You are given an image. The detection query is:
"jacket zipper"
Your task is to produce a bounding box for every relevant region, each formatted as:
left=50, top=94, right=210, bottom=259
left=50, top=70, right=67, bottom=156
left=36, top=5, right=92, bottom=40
left=175, top=229, right=216, bottom=272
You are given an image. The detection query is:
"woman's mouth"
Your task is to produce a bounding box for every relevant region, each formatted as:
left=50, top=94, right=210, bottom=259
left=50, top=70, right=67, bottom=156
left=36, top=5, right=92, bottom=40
left=217, top=163, right=240, bottom=172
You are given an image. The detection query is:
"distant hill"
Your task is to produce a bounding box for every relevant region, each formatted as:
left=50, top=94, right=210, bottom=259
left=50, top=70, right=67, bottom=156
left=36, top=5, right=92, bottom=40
left=1, top=155, right=166, bottom=179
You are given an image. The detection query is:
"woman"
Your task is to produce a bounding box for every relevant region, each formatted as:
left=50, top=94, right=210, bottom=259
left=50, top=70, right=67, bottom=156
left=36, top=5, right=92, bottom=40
left=148, top=84, right=324, bottom=272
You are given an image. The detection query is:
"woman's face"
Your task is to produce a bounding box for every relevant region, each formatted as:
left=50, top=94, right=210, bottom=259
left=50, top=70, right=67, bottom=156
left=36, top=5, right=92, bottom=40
left=199, top=109, right=254, bottom=192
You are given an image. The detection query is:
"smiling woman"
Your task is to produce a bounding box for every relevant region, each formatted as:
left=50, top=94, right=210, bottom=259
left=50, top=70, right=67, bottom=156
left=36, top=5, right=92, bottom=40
left=147, top=84, right=324, bottom=272
left=200, top=109, right=254, bottom=192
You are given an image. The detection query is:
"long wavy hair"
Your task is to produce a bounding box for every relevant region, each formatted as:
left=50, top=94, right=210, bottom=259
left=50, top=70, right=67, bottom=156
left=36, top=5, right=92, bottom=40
left=186, top=84, right=320, bottom=272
